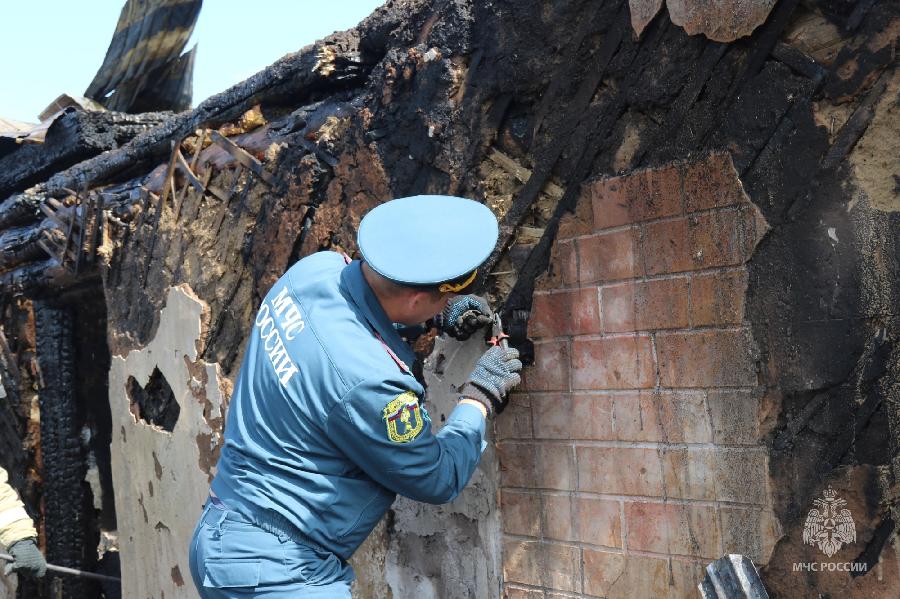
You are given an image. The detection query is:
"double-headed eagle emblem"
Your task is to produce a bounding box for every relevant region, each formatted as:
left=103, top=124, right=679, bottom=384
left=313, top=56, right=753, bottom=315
left=802, top=487, right=856, bottom=557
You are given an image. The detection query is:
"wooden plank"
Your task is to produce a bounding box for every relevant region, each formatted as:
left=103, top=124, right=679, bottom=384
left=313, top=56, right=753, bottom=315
left=175, top=150, right=231, bottom=203
left=488, top=149, right=564, bottom=198
left=193, top=168, right=213, bottom=221
left=143, top=140, right=179, bottom=287
left=212, top=167, right=244, bottom=237
left=37, top=238, right=60, bottom=262
left=209, top=130, right=276, bottom=186
left=174, top=129, right=208, bottom=219
left=74, top=191, right=90, bottom=274
left=39, top=204, right=68, bottom=228
left=86, top=192, right=105, bottom=264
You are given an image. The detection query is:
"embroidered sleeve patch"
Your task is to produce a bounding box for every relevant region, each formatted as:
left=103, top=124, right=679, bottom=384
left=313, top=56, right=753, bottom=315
left=383, top=391, right=424, bottom=443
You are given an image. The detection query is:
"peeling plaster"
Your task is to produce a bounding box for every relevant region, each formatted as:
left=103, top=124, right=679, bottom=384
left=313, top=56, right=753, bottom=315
left=849, top=69, right=900, bottom=213
left=629, top=0, right=777, bottom=42
left=368, top=333, right=502, bottom=598
left=108, top=285, right=227, bottom=598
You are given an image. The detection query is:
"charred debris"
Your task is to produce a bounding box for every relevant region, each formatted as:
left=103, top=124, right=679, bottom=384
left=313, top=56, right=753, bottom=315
left=0, top=0, right=897, bottom=597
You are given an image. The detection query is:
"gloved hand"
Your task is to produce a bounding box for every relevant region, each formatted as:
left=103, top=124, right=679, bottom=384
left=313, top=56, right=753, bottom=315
left=439, top=295, right=493, bottom=340
left=4, top=538, right=47, bottom=578
left=461, top=345, right=523, bottom=415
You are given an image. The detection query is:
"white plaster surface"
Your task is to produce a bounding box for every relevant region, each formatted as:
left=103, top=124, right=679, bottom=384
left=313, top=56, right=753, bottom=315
left=0, top=542, right=15, bottom=599
left=108, top=285, right=226, bottom=599
left=383, top=333, right=503, bottom=599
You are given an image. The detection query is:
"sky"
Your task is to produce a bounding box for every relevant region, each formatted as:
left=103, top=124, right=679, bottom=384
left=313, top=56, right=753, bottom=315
left=1, top=1, right=385, bottom=123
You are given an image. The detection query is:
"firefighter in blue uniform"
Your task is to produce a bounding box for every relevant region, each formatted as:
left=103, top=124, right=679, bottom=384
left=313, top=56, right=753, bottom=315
left=189, top=195, right=522, bottom=597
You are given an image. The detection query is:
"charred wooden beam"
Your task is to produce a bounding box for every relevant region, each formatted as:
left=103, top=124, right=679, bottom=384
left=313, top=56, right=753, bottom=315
left=208, top=130, right=277, bottom=186
left=0, top=221, right=57, bottom=272
left=34, top=302, right=94, bottom=598
left=0, top=189, right=48, bottom=230
left=0, top=109, right=171, bottom=201
left=44, top=38, right=371, bottom=197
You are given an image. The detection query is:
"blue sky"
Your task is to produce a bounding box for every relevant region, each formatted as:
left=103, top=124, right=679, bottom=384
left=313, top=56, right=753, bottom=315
left=1, top=1, right=384, bottom=123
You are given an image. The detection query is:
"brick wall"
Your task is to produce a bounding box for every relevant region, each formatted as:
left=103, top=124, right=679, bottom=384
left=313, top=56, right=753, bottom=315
left=498, top=152, right=781, bottom=598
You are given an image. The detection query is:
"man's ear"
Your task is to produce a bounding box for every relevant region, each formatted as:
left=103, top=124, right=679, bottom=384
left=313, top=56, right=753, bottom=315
left=408, top=289, right=432, bottom=308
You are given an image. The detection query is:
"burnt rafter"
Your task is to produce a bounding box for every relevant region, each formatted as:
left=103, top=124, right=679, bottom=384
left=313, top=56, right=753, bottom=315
left=0, top=37, right=372, bottom=296
left=46, top=37, right=371, bottom=199
left=139, top=129, right=277, bottom=286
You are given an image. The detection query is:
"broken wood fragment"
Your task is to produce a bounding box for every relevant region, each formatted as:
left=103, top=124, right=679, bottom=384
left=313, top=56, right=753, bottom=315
left=488, top=149, right=563, bottom=198
left=209, top=130, right=276, bottom=186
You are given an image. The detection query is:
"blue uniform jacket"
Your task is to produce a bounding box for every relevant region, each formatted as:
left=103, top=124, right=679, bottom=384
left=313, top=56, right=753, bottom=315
left=210, top=251, right=486, bottom=560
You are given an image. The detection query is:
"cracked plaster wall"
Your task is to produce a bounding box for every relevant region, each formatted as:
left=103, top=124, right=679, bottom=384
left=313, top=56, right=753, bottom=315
left=385, top=335, right=502, bottom=598
left=350, top=334, right=503, bottom=599
left=108, top=285, right=227, bottom=599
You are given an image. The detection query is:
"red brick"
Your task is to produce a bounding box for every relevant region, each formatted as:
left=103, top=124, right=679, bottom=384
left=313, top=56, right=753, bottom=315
left=643, top=163, right=685, bottom=221
left=640, top=208, right=766, bottom=275
left=670, top=560, right=708, bottom=598
left=591, top=177, right=631, bottom=229
left=532, top=393, right=613, bottom=440
left=624, top=501, right=721, bottom=559
left=600, top=277, right=690, bottom=332
left=501, top=490, right=542, bottom=537
left=583, top=550, right=671, bottom=599
left=502, top=540, right=581, bottom=593
left=500, top=443, right=576, bottom=491
left=714, top=448, right=768, bottom=504
left=529, top=288, right=600, bottom=338
left=682, top=152, right=746, bottom=213
left=558, top=190, right=595, bottom=239
left=660, top=448, right=717, bottom=501
left=640, top=218, right=692, bottom=275
left=577, top=229, right=642, bottom=283
left=498, top=442, right=536, bottom=488
left=720, top=506, right=780, bottom=565
left=535, top=239, right=578, bottom=291
left=591, top=164, right=683, bottom=231
left=503, top=587, right=545, bottom=599
left=688, top=210, right=760, bottom=270
left=613, top=391, right=710, bottom=443
left=707, top=389, right=760, bottom=445
left=522, top=340, right=570, bottom=392
left=577, top=447, right=664, bottom=496
left=609, top=392, right=653, bottom=440
left=543, top=494, right=622, bottom=547
left=690, top=269, right=748, bottom=326
left=496, top=393, right=533, bottom=441
left=571, top=336, right=656, bottom=390
left=535, top=444, right=577, bottom=491
left=656, top=329, right=757, bottom=387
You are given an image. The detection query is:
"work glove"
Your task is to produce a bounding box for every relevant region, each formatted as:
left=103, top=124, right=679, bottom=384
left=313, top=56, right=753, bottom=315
left=439, top=295, right=493, bottom=340
left=461, top=345, right=523, bottom=416
left=4, top=538, right=47, bottom=578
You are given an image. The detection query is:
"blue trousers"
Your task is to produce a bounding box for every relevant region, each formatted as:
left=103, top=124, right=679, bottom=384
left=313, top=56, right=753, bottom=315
left=189, top=500, right=354, bottom=598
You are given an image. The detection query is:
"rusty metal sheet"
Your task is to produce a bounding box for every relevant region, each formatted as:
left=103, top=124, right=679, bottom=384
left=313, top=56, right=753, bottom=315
left=0, top=118, right=48, bottom=146
left=37, top=94, right=105, bottom=122
left=85, top=0, right=202, bottom=112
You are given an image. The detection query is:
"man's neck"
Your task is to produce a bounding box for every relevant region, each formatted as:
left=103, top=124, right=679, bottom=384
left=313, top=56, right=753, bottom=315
left=361, top=262, right=401, bottom=322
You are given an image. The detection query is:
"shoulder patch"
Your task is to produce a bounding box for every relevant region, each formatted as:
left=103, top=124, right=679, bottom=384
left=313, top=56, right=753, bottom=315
left=383, top=391, right=424, bottom=443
